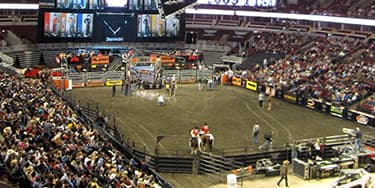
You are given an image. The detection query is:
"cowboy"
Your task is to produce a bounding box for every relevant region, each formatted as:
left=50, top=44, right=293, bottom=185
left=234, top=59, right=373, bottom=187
left=200, top=122, right=209, bottom=136
left=190, top=127, right=199, bottom=137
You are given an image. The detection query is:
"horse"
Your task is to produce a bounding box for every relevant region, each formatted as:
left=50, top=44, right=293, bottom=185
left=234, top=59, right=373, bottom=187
left=201, top=133, right=214, bottom=152
left=189, top=136, right=201, bottom=155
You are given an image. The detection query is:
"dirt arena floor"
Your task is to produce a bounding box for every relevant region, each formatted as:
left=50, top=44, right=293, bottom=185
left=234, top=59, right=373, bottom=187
left=71, top=84, right=375, bottom=187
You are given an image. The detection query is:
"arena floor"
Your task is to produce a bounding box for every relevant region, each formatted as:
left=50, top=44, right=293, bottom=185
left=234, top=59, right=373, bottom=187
left=71, top=84, right=375, bottom=187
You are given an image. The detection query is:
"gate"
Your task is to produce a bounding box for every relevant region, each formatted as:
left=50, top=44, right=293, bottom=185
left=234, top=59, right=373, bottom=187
left=198, top=151, right=244, bottom=181
left=179, top=69, right=196, bottom=83
left=86, top=72, right=104, bottom=87
left=162, top=70, right=179, bottom=80
left=104, top=71, right=124, bottom=86
left=66, top=73, right=85, bottom=88
left=197, top=69, right=213, bottom=81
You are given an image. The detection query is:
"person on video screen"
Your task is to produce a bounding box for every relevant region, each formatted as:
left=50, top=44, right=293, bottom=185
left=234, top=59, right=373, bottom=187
left=143, top=16, right=150, bottom=37
left=67, top=14, right=75, bottom=37
left=52, top=13, right=60, bottom=37
left=172, top=18, right=179, bottom=36
left=83, top=15, right=91, bottom=37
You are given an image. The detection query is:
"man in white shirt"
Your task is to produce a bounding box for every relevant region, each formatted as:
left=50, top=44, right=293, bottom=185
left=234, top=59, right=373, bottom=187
left=157, top=94, right=164, bottom=106
left=253, top=121, right=260, bottom=144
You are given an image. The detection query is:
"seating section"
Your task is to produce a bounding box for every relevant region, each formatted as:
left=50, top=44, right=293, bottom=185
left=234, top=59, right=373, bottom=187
left=0, top=72, right=163, bottom=187
left=243, top=33, right=374, bottom=106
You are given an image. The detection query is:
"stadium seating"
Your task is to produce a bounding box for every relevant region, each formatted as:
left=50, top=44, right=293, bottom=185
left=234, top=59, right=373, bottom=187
left=0, top=71, right=163, bottom=187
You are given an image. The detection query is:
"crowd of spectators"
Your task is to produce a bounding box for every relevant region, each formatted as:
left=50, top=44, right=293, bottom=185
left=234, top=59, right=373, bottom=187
left=245, top=34, right=374, bottom=106
left=198, top=0, right=375, bottom=19
left=251, top=32, right=313, bottom=55
left=0, top=71, right=162, bottom=187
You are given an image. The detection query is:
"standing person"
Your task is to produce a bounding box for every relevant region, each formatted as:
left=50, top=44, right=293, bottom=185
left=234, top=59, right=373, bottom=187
left=124, top=82, right=129, bottom=96
left=259, top=131, right=273, bottom=151
left=258, top=92, right=265, bottom=108
left=354, top=127, right=362, bottom=152
left=252, top=121, right=260, bottom=144
left=112, top=85, right=116, bottom=97
left=277, top=160, right=289, bottom=187
left=267, top=94, right=273, bottom=110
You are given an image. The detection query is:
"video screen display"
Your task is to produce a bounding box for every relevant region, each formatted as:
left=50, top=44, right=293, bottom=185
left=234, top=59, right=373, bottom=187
left=55, top=0, right=156, bottom=10
left=137, top=14, right=180, bottom=38
left=128, top=0, right=157, bottom=11
left=43, top=12, right=94, bottom=38
left=106, top=0, right=128, bottom=7
left=56, top=0, right=105, bottom=10
left=165, top=16, right=180, bottom=37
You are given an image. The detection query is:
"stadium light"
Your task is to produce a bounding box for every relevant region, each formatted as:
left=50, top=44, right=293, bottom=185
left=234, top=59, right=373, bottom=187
left=185, top=8, right=375, bottom=26
left=0, top=3, right=39, bottom=10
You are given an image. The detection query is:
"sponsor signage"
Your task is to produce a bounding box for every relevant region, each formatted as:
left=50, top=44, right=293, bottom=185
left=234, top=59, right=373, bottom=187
left=356, top=114, right=369, bottom=125
left=306, top=98, right=315, bottom=109
left=231, top=76, right=242, bottom=87
left=283, top=93, right=297, bottom=103
left=245, top=80, right=257, bottom=91
left=330, top=105, right=344, bottom=118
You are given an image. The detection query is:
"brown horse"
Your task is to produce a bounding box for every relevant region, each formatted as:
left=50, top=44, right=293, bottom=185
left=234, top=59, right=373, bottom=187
left=201, top=133, right=214, bottom=152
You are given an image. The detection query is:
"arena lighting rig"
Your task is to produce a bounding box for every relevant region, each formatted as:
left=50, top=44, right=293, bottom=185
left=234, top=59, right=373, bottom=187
left=1, top=3, right=375, bottom=26
left=185, top=8, right=375, bottom=27
left=0, top=3, right=39, bottom=9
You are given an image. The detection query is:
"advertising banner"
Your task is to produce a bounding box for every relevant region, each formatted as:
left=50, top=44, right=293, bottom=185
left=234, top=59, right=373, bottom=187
left=306, top=98, right=315, bottom=109
left=245, top=80, right=257, bottom=91
left=350, top=110, right=375, bottom=126
left=283, top=92, right=297, bottom=104
left=231, top=76, right=242, bottom=87
left=329, top=104, right=345, bottom=118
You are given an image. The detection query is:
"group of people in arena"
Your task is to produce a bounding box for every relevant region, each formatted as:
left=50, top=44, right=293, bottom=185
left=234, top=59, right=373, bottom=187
left=189, top=123, right=215, bottom=153
left=242, top=32, right=374, bottom=107
left=0, top=71, right=162, bottom=187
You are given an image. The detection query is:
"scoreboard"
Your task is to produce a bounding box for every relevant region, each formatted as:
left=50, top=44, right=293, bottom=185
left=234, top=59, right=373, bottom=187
left=37, top=0, right=185, bottom=42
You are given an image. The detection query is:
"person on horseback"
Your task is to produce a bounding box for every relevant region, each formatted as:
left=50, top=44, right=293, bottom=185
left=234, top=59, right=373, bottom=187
left=189, top=127, right=201, bottom=154
left=190, top=127, right=199, bottom=137
left=199, top=122, right=209, bottom=136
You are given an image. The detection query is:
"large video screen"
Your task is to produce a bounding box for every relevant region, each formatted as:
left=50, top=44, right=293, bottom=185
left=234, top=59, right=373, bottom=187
left=97, top=14, right=136, bottom=42
left=55, top=0, right=156, bottom=11
left=43, top=12, right=94, bottom=38
left=56, top=0, right=105, bottom=10
left=106, top=0, right=128, bottom=7
left=137, top=14, right=180, bottom=38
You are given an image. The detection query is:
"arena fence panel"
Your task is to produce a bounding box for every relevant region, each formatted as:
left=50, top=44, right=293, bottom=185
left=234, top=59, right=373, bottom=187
left=104, top=71, right=124, bottom=86
left=86, top=72, right=105, bottom=87
left=179, top=69, right=196, bottom=84
left=66, top=72, right=85, bottom=88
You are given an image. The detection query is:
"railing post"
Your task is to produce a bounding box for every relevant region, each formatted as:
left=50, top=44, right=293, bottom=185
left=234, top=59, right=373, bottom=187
left=144, top=144, right=146, bottom=161
left=96, top=104, right=99, bottom=117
